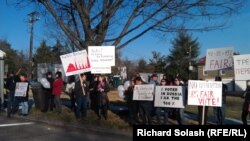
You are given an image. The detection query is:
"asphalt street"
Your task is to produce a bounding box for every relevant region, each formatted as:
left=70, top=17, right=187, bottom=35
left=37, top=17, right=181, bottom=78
left=0, top=116, right=132, bottom=141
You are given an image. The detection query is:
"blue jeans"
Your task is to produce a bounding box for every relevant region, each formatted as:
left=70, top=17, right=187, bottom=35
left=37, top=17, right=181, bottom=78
left=76, top=96, right=88, bottom=119
left=213, top=104, right=225, bottom=125
left=156, top=107, right=168, bottom=125
left=176, top=108, right=185, bottom=125
left=21, top=101, right=28, bottom=115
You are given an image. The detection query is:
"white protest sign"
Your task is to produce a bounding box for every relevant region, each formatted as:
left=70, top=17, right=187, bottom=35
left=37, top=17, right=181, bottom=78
left=188, top=80, right=222, bottom=107
left=234, top=54, right=250, bottom=80
left=205, top=47, right=234, bottom=71
left=15, top=82, right=29, bottom=97
left=91, top=66, right=111, bottom=74
left=133, top=84, right=154, bottom=101
left=154, top=86, right=184, bottom=108
left=60, top=50, right=91, bottom=76
left=88, top=46, right=115, bottom=66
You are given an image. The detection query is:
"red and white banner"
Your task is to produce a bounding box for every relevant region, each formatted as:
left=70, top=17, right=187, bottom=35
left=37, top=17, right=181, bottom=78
left=60, top=50, right=91, bottom=76
left=188, top=80, right=222, bottom=107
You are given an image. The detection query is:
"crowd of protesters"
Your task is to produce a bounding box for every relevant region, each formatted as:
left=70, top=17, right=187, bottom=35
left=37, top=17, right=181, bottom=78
left=2, top=70, right=250, bottom=125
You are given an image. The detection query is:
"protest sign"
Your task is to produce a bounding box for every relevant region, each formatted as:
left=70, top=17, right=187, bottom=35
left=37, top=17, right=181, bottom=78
left=234, top=54, right=250, bottom=80
left=60, top=50, right=91, bottom=76
left=205, top=47, right=234, bottom=71
left=188, top=80, right=222, bottom=107
left=133, top=84, right=154, bottom=101
left=88, top=46, right=115, bottom=66
left=15, top=82, right=29, bottom=97
left=154, top=86, right=184, bottom=108
left=91, top=66, right=111, bottom=74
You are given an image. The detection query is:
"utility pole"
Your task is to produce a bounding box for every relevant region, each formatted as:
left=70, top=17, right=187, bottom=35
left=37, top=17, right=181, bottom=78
left=28, top=11, right=39, bottom=81
left=188, top=45, right=193, bottom=80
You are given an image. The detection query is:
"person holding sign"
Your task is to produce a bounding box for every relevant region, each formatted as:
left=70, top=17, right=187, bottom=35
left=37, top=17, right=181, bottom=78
left=155, top=79, right=169, bottom=125
left=213, top=76, right=227, bottom=125
left=17, top=73, right=30, bottom=116
left=124, top=79, right=138, bottom=125
left=74, top=73, right=89, bottom=120
left=135, top=76, right=153, bottom=125
left=173, top=77, right=186, bottom=125
left=241, top=81, right=250, bottom=125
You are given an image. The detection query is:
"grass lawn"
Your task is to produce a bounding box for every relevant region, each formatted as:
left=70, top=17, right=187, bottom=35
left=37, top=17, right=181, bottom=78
left=27, top=89, right=245, bottom=129
left=185, top=96, right=245, bottom=120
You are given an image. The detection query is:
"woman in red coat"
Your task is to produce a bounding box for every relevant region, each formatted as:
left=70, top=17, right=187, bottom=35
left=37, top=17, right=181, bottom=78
left=52, top=71, right=64, bottom=113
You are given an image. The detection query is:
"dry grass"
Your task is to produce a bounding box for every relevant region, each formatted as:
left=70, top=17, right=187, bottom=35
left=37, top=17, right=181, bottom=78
left=185, top=96, right=244, bottom=120
left=28, top=89, right=132, bottom=131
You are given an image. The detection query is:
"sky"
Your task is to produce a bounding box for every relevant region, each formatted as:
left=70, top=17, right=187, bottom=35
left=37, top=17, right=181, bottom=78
left=0, top=1, right=250, bottom=61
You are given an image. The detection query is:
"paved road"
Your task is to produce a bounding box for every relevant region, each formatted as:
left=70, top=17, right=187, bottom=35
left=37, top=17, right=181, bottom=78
left=0, top=116, right=132, bottom=141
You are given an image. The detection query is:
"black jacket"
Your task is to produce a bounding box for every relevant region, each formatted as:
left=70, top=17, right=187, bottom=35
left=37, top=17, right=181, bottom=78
left=74, top=80, right=89, bottom=97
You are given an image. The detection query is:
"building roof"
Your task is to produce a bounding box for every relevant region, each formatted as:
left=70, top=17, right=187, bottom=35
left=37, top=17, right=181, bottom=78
left=198, top=56, right=206, bottom=65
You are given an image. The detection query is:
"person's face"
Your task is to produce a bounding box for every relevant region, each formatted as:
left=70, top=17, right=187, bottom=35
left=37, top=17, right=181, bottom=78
left=161, top=80, right=167, bottom=86
left=81, top=75, right=86, bottom=81
left=174, top=79, right=180, bottom=85
left=153, top=76, right=158, bottom=81
left=135, top=80, right=142, bottom=85
left=98, top=76, right=104, bottom=82
left=20, top=76, right=25, bottom=81
left=47, top=74, right=52, bottom=78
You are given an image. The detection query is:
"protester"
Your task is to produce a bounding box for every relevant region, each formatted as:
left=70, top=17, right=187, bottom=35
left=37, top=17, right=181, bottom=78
left=241, top=81, right=250, bottom=125
left=6, top=72, right=19, bottom=117
left=52, top=71, right=64, bottom=114
left=95, top=75, right=110, bottom=120
left=65, top=75, right=76, bottom=111
left=173, top=77, right=186, bottom=125
left=41, top=71, right=54, bottom=112
left=18, top=73, right=30, bottom=116
left=124, top=79, right=138, bottom=125
left=74, top=73, right=89, bottom=120
left=155, top=79, right=169, bottom=125
left=136, top=76, right=153, bottom=125
left=213, top=76, right=227, bottom=125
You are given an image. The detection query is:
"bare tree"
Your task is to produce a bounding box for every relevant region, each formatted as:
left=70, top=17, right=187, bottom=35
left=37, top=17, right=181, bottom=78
left=8, top=0, right=246, bottom=50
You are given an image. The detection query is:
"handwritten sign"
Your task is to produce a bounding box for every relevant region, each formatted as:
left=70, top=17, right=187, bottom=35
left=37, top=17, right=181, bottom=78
left=205, top=47, right=234, bottom=71
left=88, top=46, right=115, bottom=67
left=133, top=84, right=154, bottom=101
left=154, top=86, right=184, bottom=108
left=15, top=82, right=29, bottom=97
left=234, top=54, right=250, bottom=80
left=188, top=80, right=222, bottom=107
left=60, top=50, right=91, bottom=76
left=91, top=66, right=111, bottom=74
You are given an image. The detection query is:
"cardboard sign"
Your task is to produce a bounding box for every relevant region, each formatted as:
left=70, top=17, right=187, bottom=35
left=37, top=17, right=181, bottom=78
left=88, top=46, right=115, bottom=66
left=15, top=82, right=29, bottom=97
left=60, top=50, right=91, bottom=76
left=133, top=84, right=154, bottom=101
left=154, top=86, right=184, bottom=108
left=188, top=80, right=222, bottom=107
left=234, top=54, right=250, bottom=80
left=91, top=66, right=111, bottom=74
left=205, top=47, right=234, bottom=71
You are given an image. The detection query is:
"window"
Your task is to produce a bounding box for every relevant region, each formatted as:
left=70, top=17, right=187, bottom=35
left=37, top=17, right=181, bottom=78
left=220, top=70, right=226, bottom=75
